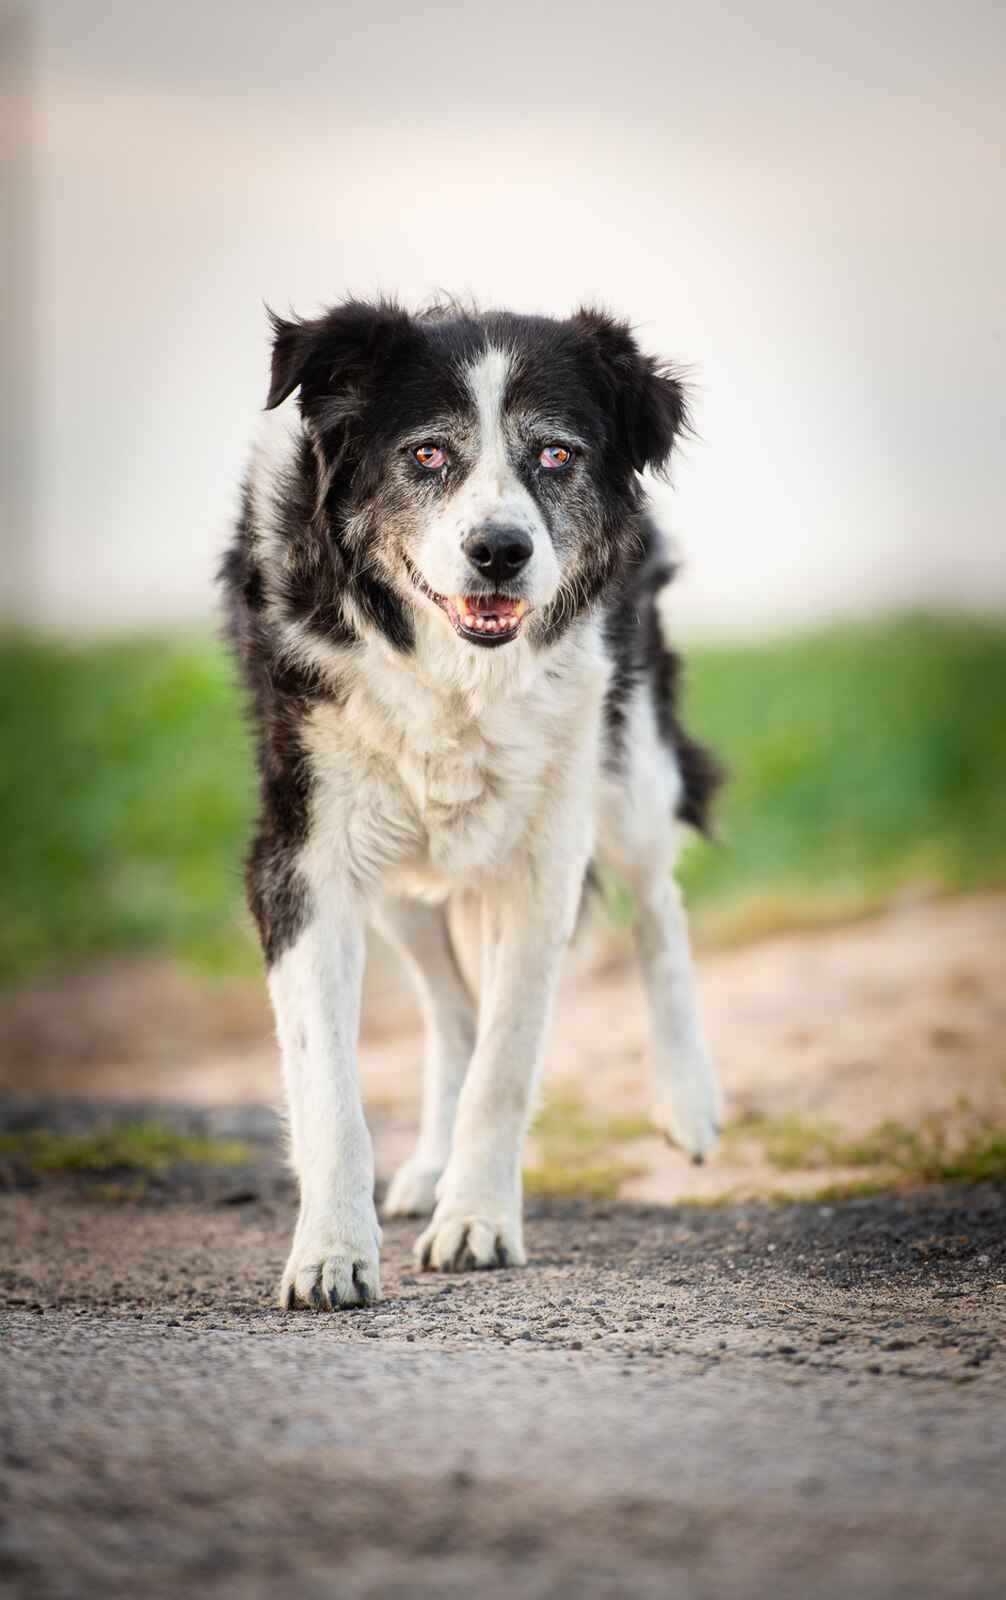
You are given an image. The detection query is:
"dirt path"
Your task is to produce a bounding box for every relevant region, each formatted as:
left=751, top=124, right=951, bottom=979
left=1, top=1156, right=1004, bottom=1598
left=3, top=894, right=1005, bottom=1199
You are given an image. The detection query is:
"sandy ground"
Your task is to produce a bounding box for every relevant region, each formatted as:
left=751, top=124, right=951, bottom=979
left=3, top=893, right=1005, bottom=1199
left=1, top=895, right=1004, bottom=1596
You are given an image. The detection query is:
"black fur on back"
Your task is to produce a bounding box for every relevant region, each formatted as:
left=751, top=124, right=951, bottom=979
left=219, top=480, right=333, bottom=964
left=602, top=515, right=726, bottom=836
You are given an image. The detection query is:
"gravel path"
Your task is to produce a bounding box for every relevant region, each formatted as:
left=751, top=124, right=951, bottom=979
left=1, top=1122, right=1003, bottom=1598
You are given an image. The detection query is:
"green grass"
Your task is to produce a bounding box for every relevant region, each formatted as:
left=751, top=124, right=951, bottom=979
left=2, top=616, right=1005, bottom=983
left=724, top=1108, right=1006, bottom=1188
left=0, top=634, right=257, bottom=981
left=0, top=1125, right=252, bottom=1176
left=674, top=615, right=1006, bottom=939
left=524, top=1089, right=652, bottom=1199
left=661, top=1109, right=1006, bottom=1208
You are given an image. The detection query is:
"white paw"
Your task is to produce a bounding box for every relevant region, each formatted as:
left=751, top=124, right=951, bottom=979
left=383, top=1156, right=443, bottom=1218
left=651, top=1047, right=723, bottom=1164
left=415, top=1207, right=526, bottom=1273
left=280, top=1221, right=381, bottom=1310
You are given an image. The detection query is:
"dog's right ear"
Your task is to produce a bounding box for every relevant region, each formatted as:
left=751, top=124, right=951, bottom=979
left=264, top=299, right=413, bottom=412
left=571, top=307, right=690, bottom=477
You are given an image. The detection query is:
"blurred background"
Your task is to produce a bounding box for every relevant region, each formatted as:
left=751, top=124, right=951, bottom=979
left=1, top=0, right=1004, bottom=1200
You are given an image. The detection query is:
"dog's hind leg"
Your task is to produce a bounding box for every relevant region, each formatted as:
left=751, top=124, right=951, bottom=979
left=598, top=688, right=722, bottom=1162
left=372, top=898, right=477, bottom=1217
left=630, top=873, right=722, bottom=1161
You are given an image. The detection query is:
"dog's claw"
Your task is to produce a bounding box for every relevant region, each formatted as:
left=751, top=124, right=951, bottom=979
left=279, top=1236, right=381, bottom=1310
left=415, top=1211, right=525, bottom=1274
left=651, top=1048, right=723, bottom=1164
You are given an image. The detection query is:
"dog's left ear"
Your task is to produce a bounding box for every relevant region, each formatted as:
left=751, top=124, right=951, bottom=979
left=572, top=307, right=689, bottom=475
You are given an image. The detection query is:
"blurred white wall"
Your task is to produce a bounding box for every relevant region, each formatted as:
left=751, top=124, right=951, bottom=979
left=2, top=0, right=1004, bottom=636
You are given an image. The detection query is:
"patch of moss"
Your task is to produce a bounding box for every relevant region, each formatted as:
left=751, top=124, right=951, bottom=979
left=785, top=1179, right=906, bottom=1205
left=523, top=1159, right=642, bottom=1201
left=523, top=1089, right=652, bottom=1200
left=0, top=1125, right=252, bottom=1177
left=726, top=1110, right=1006, bottom=1187
left=531, top=1092, right=653, bottom=1151
left=92, top=1180, right=150, bottom=1203
left=723, top=1112, right=837, bottom=1172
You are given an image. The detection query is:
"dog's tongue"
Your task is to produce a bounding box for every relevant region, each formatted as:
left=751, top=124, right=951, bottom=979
left=465, top=594, right=522, bottom=618
left=449, top=592, right=529, bottom=636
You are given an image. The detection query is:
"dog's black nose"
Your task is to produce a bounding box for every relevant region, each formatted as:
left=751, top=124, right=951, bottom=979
left=462, top=525, right=533, bottom=584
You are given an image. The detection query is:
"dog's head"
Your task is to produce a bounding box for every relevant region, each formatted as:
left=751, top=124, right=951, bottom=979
left=265, top=299, right=688, bottom=653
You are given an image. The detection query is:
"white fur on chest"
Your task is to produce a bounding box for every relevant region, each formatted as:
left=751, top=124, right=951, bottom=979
left=299, top=611, right=610, bottom=895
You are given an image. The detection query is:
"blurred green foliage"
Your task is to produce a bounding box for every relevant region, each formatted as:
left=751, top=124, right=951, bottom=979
left=724, top=1106, right=1006, bottom=1189
left=0, top=634, right=257, bottom=981
left=0, top=1125, right=252, bottom=1176
left=524, top=1089, right=652, bottom=1200
left=674, top=616, right=1006, bottom=938
left=2, top=617, right=1004, bottom=984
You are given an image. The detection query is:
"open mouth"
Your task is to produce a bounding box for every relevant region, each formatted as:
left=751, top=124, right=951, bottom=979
left=409, top=565, right=530, bottom=648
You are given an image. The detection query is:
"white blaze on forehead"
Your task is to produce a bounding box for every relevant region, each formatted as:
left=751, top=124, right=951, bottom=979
left=464, top=345, right=514, bottom=481
left=413, top=340, right=560, bottom=611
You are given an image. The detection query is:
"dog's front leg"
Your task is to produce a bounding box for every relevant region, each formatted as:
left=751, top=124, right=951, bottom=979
left=268, top=885, right=381, bottom=1308
left=415, top=837, right=588, bottom=1273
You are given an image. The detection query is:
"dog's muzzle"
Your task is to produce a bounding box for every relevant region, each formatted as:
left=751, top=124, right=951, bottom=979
left=407, top=558, right=531, bottom=649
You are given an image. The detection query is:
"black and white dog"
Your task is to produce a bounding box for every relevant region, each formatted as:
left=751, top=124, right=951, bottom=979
left=221, top=299, right=724, bottom=1309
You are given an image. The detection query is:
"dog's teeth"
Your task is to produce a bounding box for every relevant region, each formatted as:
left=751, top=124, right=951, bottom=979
left=457, top=599, right=526, bottom=636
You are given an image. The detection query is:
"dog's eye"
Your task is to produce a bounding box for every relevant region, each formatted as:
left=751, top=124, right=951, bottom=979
left=539, top=445, right=572, bottom=471
left=413, top=444, right=445, bottom=470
